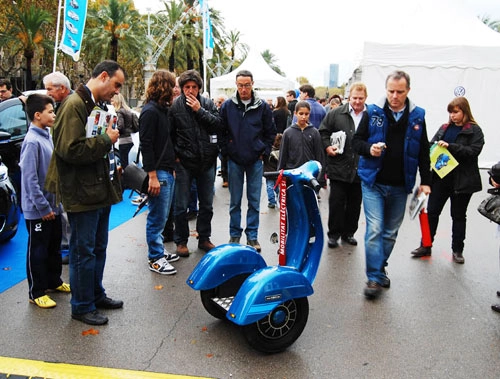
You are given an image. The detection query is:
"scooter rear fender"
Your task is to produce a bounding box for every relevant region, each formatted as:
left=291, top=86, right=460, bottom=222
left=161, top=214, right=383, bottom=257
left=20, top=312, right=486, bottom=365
left=186, top=243, right=267, bottom=291
left=227, top=266, right=313, bottom=325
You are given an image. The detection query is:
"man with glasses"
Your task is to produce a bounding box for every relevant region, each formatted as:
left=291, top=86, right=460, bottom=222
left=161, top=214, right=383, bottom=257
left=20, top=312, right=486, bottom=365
left=0, top=79, right=16, bottom=102
left=220, top=70, right=276, bottom=252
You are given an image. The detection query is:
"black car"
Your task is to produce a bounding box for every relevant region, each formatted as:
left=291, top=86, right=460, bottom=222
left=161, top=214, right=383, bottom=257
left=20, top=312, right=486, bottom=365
left=0, top=97, right=29, bottom=242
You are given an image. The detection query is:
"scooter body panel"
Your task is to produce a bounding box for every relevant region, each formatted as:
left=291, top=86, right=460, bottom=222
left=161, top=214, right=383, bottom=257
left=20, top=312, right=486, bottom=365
left=226, top=265, right=314, bottom=325
left=186, top=243, right=267, bottom=291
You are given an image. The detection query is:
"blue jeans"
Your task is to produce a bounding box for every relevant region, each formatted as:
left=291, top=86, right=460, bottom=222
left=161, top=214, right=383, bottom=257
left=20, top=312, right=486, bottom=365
left=228, top=159, right=263, bottom=240
left=361, top=182, right=408, bottom=283
left=174, top=163, right=216, bottom=243
left=147, top=170, right=175, bottom=260
left=266, top=178, right=277, bottom=206
left=68, top=207, right=111, bottom=315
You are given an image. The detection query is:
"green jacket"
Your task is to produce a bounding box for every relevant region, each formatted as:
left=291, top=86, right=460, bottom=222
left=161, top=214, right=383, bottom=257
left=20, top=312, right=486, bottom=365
left=45, top=84, right=122, bottom=212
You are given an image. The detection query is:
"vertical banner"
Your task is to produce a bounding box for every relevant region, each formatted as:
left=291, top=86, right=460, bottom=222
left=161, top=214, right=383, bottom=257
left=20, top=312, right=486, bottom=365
left=59, top=0, right=88, bottom=61
left=200, top=0, right=214, bottom=59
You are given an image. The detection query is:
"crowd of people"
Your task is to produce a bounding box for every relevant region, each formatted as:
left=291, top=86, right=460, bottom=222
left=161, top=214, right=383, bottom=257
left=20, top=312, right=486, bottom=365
left=6, top=59, right=500, bottom=325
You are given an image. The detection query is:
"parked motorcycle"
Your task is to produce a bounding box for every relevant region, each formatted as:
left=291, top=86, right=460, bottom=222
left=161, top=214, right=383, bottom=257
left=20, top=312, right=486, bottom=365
left=187, top=160, right=324, bottom=353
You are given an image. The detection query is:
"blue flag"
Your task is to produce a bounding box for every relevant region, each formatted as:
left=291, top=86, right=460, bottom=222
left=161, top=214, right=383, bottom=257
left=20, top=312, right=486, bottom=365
left=200, top=0, right=214, bottom=59
left=60, top=0, right=88, bottom=61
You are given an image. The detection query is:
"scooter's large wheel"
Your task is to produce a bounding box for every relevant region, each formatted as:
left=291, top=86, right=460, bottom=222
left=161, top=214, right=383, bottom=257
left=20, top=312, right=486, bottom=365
left=241, top=297, right=309, bottom=354
left=200, top=273, right=250, bottom=320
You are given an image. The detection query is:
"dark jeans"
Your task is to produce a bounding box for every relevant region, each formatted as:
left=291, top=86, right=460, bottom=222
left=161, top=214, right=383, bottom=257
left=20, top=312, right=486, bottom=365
left=26, top=216, right=63, bottom=300
left=174, top=162, right=216, bottom=244
left=68, top=207, right=110, bottom=315
left=427, top=178, right=473, bottom=253
left=328, top=179, right=362, bottom=239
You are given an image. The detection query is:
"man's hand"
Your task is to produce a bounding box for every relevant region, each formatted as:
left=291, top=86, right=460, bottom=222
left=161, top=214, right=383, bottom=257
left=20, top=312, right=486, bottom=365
left=186, top=93, right=201, bottom=112
left=148, top=171, right=161, bottom=197
left=42, top=211, right=56, bottom=221
left=106, top=120, right=119, bottom=144
left=326, top=145, right=338, bottom=157
left=419, top=185, right=431, bottom=196
left=370, top=142, right=386, bottom=157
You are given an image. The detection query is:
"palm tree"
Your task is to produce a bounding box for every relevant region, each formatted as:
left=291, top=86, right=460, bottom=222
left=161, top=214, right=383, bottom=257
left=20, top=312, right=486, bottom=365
left=85, top=0, right=147, bottom=63
left=0, top=2, right=53, bottom=90
left=480, top=15, right=500, bottom=32
left=226, top=30, right=248, bottom=72
left=261, top=49, right=284, bottom=76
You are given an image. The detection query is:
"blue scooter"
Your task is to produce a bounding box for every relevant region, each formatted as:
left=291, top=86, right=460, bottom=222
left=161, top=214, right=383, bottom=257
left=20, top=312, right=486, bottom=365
left=186, top=160, right=324, bottom=353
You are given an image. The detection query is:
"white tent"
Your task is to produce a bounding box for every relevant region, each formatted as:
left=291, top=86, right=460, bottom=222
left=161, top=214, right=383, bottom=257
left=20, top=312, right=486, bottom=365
left=210, top=49, right=296, bottom=102
left=354, top=0, right=500, bottom=167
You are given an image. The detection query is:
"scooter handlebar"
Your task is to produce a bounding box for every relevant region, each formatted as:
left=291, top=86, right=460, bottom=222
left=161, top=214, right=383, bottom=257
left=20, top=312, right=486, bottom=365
left=263, top=171, right=280, bottom=179
left=310, top=178, right=321, bottom=192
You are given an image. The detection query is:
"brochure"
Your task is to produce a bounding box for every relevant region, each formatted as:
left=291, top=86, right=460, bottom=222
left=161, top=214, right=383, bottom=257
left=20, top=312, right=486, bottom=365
left=430, top=143, right=459, bottom=178
left=409, top=187, right=427, bottom=220
left=86, top=107, right=117, bottom=138
left=330, top=130, right=346, bottom=154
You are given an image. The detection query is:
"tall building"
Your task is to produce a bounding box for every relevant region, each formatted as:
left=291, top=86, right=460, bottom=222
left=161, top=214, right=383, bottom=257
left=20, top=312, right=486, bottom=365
left=329, top=64, right=339, bottom=88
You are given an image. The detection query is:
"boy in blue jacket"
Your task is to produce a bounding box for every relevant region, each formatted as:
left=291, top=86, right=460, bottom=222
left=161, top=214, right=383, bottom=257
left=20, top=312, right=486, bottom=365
left=21, top=94, right=70, bottom=309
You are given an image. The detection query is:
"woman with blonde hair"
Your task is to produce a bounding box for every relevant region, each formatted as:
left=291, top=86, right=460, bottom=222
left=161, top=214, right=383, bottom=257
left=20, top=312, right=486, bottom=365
left=111, top=93, right=138, bottom=168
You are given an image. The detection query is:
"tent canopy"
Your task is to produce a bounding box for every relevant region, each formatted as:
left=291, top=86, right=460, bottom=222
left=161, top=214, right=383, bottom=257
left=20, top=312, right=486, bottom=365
left=355, top=0, right=500, bottom=167
left=210, top=49, right=296, bottom=101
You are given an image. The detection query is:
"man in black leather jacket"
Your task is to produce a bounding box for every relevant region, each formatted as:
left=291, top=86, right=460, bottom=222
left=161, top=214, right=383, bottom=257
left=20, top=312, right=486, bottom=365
left=169, top=70, right=222, bottom=256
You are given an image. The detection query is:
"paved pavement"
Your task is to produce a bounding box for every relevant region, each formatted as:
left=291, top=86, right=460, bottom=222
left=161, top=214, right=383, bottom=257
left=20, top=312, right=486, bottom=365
left=1, top=170, right=500, bottom=378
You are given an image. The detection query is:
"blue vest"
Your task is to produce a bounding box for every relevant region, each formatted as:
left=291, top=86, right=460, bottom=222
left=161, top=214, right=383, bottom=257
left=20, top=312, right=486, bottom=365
left=358, top=103, right=425, bottom=193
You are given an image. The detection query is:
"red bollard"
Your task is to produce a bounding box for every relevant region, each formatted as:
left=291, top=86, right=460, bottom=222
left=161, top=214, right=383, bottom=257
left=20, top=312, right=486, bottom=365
left=419, top=209, right=432, bottom=247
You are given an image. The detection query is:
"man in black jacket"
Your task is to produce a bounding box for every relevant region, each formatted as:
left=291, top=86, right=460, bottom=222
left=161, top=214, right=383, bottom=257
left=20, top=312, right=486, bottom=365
left=319, top=82, right=367, bottom=248
left=170, top=70, right=222, bottom=256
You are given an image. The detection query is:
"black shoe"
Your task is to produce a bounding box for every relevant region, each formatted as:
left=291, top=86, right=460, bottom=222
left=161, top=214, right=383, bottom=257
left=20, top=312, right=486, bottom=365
left=186, top=211, right=198, bottom=221
left=411, top=246, right=432, bottom=257
left=328, top=237, right=339, bottom=248
left=72, top=310, right=108, bottom=325
left=380, top=269, right=391, bottom=289
left=95, top=296, right=124, bottom=309
left=492, top=304, right=500, bottom=313
left=452, top=251, right=465, bottom=264
left=342, top=236, right=357, bottom=246
left=364, top=281, right=382, bottom=299
left=496, top=291, right=500, bottom=297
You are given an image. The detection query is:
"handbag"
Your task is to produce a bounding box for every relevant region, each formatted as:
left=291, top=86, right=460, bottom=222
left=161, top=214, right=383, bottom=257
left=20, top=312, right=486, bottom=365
left=477, top=190, right=500, bottom=224
left=122, top=162, right=148, bottom=194
left=121, top=142, right=170, bottom=195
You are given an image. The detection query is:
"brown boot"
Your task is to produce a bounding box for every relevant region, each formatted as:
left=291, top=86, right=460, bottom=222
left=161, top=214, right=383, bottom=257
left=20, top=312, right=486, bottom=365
left=176, top=244, right=189, bottom=257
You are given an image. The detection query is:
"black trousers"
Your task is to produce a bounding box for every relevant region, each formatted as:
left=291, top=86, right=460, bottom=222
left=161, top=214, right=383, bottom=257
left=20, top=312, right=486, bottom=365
left=328, top=179, right=362, bottom=239
left=427, top=178, right=473, bottom=253
left=26, top=215, right=63, bottom=300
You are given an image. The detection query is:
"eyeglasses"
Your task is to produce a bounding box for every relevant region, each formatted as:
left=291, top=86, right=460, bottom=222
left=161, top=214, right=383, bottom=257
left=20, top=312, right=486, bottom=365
left=236, top=83, right=252, bottom=89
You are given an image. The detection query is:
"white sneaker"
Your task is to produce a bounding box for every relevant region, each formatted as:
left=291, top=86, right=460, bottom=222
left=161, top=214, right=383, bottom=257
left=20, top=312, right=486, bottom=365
left=163, top=250, right=180, bottom=262
left=131, top=196, right=145, bottom=205
left=149, top=256, right=176, bottom=275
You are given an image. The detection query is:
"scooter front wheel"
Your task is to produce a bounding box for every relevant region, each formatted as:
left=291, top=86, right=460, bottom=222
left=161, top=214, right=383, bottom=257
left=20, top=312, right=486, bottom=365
left=241, top=297, right=309, bottom=354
